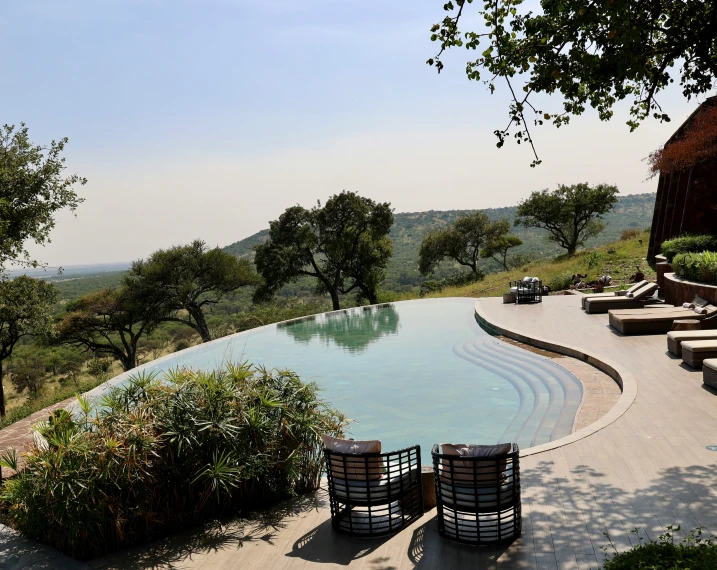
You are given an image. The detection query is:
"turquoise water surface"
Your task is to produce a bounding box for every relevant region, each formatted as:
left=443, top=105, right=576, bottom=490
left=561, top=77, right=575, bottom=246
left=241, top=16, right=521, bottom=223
left=93, top=298, right=583, bottom=453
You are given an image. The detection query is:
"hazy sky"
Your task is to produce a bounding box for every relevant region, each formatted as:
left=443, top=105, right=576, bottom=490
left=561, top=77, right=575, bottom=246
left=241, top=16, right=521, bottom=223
left=4, top=0, right=700, bottom=266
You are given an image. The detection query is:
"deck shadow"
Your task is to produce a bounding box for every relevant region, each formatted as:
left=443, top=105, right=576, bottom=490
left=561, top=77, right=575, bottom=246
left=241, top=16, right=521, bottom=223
left=286, top=518, right=393, bottom=566
left=89, top=492, right=325, bottom=569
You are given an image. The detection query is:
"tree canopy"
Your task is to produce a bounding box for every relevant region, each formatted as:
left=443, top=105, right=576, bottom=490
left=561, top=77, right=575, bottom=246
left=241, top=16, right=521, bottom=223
left=480, top=220, right=523, bottom=270
left=254, top=191, right=394, bottom=310
left=515, top=183, right=619, bottom=254
left=428, top=0, right=717, bottom=165
left=124, top=240, right=261, bottom=342
left=0, top=124, right=86, bottom=269
left=419, top=212, right=513, bottom=279
left=55, top=287, right=166, bottom=371
left=0, top=276, right=58, bottom=416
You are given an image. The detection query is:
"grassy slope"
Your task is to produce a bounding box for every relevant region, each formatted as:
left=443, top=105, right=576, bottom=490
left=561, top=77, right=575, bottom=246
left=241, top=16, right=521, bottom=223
left=419, top=230, right=654, bottom=300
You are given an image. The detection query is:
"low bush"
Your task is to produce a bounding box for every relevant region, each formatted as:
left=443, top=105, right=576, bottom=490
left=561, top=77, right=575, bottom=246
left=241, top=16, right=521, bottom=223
left=673, top=251, right=717, bottom=285
left=660, top=235, right=717, bottom=262
left=419, top=271, right=482, bottom=297
left=602, top=527, right=717, bottom=569
left=620, top=229, right=639, bottom=241
left=0, top=363, right=346, bottom=560
left=547, top=272, right=574, bottom=292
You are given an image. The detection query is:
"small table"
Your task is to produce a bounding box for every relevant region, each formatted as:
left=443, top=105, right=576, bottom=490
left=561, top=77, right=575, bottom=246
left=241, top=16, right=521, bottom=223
left=672, top=319, right=701, bottom=331
left=421, top=466, right=436, bottom=509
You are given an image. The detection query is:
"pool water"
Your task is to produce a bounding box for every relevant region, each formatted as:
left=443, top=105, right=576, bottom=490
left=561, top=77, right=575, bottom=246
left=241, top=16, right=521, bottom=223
left=94, top=298, right=583, bottom=453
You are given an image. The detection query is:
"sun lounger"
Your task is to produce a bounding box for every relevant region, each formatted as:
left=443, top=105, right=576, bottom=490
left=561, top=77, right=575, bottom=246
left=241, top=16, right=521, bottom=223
left=584, top=282, right=660, bottom=314
left=667, top=330, right=717, bottom=356
left=580, top=280, right=648, bottom=310
left=704, top=359, right=717, bottom=389
left=609, top=306, right=717, bottom=335
left=681, top=340, right=717, bottom=368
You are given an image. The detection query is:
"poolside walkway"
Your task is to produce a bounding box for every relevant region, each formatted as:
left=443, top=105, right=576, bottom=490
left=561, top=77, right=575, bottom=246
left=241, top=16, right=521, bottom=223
left=85, top=294, right=717, bottom=570
left=0, top=396, right=76, bottom=478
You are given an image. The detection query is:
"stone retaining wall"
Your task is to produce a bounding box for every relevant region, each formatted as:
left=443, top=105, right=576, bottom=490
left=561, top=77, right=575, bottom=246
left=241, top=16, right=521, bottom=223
left=663, top=272, right=717, bottom=306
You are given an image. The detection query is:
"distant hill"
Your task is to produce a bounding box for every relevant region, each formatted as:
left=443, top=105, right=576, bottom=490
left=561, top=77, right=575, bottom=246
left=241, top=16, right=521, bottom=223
left=224, top=192, right=656, bottom=295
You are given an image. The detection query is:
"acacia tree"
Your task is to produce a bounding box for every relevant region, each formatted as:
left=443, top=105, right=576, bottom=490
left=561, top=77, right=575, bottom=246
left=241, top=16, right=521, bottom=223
left=515, top=183, right=619, bottom=255
left=419, top=212, right=511, bottom=280
left=124, top=240, right=261, bottom=342
left=55, top=287, right=166, bottom=371
left=428, top=0, right=717, bottom=165
left=254, top=191, right=393, bottom=310
left=480, top=219, right=523, bottom=270
left=0, top=276, right=58, bottom=417
left=0, top=124, right=86, bottom=269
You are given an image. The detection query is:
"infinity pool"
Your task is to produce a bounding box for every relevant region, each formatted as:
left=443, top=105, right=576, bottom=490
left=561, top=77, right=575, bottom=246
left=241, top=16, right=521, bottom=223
left=91, top=298, right=583, bottom=452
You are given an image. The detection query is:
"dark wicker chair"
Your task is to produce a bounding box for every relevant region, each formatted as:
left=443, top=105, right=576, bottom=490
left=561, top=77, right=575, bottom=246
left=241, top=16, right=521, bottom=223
left=431, top=443, right=521, bottom=545
left=323, top=445, right=423, bottom=537
left=510, top=280, right=543, bottom=304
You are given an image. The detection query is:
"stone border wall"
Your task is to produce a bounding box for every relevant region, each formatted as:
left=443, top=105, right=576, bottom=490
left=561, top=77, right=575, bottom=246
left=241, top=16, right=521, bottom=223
left=663, top=272, right=717, bottom=306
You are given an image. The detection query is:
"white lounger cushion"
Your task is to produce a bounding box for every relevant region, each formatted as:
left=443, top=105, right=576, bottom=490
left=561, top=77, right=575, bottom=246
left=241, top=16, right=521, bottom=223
left=667, top=330, right=717, bottom=343
left=330, top=462, right=417, bottom=501
left=680, top=340, right=717, bottom=354
left=437, top=465, right=515, bottom=509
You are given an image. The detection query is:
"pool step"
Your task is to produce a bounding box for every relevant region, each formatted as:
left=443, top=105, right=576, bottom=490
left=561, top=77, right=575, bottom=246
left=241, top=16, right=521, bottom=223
left=486, top=341, right=582, bottom=441
left=453, top=337, right=583, bottom=448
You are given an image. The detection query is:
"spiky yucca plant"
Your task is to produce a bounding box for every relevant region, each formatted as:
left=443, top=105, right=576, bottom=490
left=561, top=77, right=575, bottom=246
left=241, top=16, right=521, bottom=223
left=0, top=363, right=346, bottom=560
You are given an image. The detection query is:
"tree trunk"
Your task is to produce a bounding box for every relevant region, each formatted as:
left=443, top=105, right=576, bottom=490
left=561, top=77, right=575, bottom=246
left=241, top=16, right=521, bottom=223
left=362, top=286, right=378, bottom=305
left=188, top=306, right=212, bottom=342
left=0, top=363, right=4, bottom=417
left=120, top=348, right=136, bottom=371
left=329, top=288, right=341, bottom=310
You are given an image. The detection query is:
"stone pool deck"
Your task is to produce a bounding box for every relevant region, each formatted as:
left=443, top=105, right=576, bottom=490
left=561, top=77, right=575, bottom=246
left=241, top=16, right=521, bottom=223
left=84, top=293, right=717, bottom=570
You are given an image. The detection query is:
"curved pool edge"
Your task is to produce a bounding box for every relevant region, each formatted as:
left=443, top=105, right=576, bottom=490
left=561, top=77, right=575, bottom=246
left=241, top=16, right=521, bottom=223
left=76, top=299, right=463, bottom=404
left=474, top=298, right=638, bottom=458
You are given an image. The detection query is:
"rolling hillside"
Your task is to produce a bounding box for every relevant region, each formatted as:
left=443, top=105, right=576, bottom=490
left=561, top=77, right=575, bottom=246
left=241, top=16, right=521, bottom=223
left=224, top=193, right=656, bottom=294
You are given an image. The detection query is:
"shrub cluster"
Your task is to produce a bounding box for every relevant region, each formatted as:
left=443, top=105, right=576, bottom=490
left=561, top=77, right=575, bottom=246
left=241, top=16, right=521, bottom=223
left=603, top=527, right=717, bottom=569
left=620, top=229, right=640, bottom=241
left=673, top=251, right=717, bottom=286
left=0, top=363, right=346, bottom=560
left=660, top=235, right=717, bottom=262
left=547, top=272, right=574, bottom=292
left=419, top=271, right=482, bottom=296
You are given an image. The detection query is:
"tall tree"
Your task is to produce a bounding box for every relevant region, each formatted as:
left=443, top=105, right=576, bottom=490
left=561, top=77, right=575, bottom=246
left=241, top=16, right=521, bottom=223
left=515, top=183, right=619, bottom=255
left=254, top=191, right=393, bottom=310
left=0, top=276, right=57, bottom=417
left=428, top=1, right=717, bottom=165
left=124, top=240, right=261, bottom=342
left=55, top=287, right=165, bottom=371
left=0, top=124, right=86, bottom=269
left=481, top=219, right=523, bottom=270
left=419, top=212, right=507, bottom=280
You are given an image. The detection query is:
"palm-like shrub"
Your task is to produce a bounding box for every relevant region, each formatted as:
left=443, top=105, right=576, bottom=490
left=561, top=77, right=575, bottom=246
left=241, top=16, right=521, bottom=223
left=0, top=363, right=346, bottom=560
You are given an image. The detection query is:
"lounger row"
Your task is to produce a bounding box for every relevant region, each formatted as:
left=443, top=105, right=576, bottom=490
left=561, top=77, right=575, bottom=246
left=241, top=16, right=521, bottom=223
left=667, top=330, right=717, bottom=369
left=609, top=305, right=717, bottom=335
left=582, top=281, right=661, bottom=314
